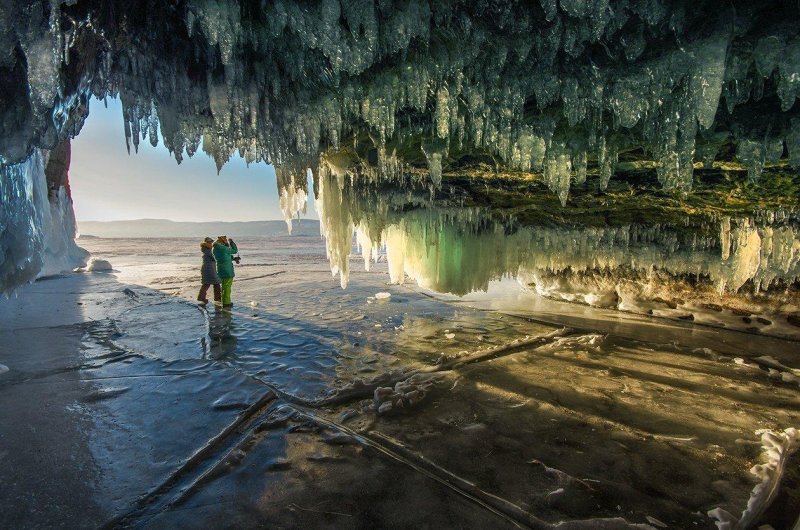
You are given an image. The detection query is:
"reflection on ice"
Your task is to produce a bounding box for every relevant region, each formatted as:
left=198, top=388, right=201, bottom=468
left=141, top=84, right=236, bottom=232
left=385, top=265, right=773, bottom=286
left=208, top=308, right=237, bottom=359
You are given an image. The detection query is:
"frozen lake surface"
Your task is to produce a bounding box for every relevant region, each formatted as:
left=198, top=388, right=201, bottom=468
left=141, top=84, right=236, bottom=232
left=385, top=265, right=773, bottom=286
left=0, top=235, right=798, bottom=529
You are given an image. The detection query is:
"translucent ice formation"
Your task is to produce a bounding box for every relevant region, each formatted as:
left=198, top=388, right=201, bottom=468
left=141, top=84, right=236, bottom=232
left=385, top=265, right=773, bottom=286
left=0, top=0, right=799, bottom=200
left=1, top=0, right=800, bottom=294
left=0, top=141, right=87, bottom=295
left=314, top=170, right=800, bottom=297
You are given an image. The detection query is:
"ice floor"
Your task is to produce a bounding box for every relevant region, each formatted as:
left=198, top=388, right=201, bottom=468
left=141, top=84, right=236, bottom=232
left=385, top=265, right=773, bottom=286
left=0, top=236, right=798, bottom=529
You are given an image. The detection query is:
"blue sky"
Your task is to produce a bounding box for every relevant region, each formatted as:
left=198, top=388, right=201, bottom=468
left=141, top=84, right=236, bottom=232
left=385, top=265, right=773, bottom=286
left=70, top=97, right=317, bottom=222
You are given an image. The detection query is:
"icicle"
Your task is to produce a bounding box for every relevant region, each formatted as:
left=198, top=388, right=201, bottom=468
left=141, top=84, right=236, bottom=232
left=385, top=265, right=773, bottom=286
left=720, top=217, right=731, bottom=260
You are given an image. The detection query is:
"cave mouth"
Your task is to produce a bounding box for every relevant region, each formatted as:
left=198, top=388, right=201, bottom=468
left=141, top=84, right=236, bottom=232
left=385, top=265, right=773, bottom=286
left=0, top=0, right=798, bottom=323
left=3, top=3, right=800, bottom=529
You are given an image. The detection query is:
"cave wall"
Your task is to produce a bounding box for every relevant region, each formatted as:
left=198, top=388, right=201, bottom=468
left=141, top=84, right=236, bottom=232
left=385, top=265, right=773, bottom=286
left=0, top=139, right=87, bottom=295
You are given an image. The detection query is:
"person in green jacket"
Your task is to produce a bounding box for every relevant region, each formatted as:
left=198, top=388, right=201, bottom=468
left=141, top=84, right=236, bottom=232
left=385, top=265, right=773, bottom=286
left=213, top=235, right=239, bottom=307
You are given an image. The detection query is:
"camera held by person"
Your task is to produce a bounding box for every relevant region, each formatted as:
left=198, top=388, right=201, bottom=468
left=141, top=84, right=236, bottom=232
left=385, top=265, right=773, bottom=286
left=226, top=237, right=241, bottom=264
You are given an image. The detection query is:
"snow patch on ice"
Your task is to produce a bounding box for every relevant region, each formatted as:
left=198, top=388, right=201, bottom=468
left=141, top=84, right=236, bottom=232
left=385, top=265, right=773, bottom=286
left=0, top=364, right=8, bottom=375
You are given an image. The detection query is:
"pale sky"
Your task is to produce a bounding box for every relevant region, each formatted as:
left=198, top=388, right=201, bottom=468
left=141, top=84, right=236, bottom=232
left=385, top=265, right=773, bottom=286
left=70, top=97, right=318, bottom=222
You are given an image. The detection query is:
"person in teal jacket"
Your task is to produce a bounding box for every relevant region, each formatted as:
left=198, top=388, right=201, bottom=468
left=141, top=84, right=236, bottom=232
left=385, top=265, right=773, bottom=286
left=213, top=235, right=239, bottom=307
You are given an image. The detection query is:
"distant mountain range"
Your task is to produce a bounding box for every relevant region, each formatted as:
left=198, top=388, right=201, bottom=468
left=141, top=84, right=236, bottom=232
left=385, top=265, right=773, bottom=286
left=78, top=218, right=321, bottom=238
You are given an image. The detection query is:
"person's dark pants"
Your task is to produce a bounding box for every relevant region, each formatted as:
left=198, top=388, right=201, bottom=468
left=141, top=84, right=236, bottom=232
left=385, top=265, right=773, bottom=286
left=198, top=283, right=221, bottom=302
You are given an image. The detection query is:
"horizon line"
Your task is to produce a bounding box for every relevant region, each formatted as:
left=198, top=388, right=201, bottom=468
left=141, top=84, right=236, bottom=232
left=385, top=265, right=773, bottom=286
left=78, top=218, right=320, bottom=224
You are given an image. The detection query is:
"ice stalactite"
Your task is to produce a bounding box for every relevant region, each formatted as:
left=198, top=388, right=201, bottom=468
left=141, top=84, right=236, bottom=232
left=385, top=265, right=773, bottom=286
left=1, top=0, right=800, bottom=294
left=720, top=217, right=732, bottom=261
left=312, top=170, right=799, bottom=329
left=1, top=0, right=800, bottom=202
left=276, top=167, right=310, bottom=234
left=316, top=163, right=356, bottom=289
left=544, top=142, right=572, bottom=206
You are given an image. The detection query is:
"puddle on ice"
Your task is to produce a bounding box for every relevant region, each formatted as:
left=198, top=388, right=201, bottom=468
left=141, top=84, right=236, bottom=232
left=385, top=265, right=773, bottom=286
left=71, top=236, right=800, bottom=528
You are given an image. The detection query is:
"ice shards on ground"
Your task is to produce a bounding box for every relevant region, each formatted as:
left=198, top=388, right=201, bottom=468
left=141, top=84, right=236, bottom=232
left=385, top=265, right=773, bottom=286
left=374, top=373, right=443, bottom=415
left=708, top=428, right=800, bottom=530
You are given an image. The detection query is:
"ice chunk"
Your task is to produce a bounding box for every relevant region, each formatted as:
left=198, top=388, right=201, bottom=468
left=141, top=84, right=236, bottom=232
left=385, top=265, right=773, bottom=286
left=645, top=515, right=667, bottom=528
left=708, top=428, right=800, bottom=530
left=374, top=292, right=391, bottom=300
left=86, top=258, right=113, bottom=272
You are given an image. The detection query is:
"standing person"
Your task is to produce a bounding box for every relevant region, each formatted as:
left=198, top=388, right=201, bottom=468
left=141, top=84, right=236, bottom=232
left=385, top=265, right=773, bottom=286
left=213, top=235, right=239, bottom=307
left=197, top=237, right=221, bottom=305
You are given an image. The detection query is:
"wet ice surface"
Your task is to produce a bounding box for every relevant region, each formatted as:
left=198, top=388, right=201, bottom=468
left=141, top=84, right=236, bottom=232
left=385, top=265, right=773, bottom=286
left=85, top=236, right=536, bottom=403
left=0, top=235, right=797, bottom=529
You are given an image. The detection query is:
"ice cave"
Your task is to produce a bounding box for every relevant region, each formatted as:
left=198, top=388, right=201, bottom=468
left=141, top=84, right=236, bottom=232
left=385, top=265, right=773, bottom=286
left=0, top=1, right=799, bottom=528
